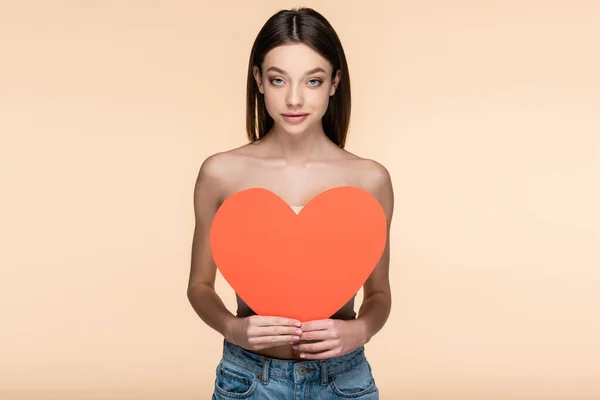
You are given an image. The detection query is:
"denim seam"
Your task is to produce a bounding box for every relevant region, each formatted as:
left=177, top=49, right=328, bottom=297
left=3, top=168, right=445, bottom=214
left=222, top=358, right=262, bottom=376
left=328, top=357, right=367, bottom=377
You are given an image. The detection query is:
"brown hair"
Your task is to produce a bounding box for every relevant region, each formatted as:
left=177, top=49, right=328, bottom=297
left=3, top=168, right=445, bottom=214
left=245, top=8, right=352, bottom=148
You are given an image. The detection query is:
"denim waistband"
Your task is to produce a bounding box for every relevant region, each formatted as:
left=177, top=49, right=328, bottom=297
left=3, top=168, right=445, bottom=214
left=220, top=339, right=368, bottom=385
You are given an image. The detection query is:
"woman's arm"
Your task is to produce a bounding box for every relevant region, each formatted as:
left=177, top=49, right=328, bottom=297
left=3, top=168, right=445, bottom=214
left=186, top=155, right=238, bottom=338
left=355, top=162, right=394, bottom=343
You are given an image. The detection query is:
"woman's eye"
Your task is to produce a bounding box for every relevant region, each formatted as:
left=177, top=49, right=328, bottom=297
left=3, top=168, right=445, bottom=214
left=269, top=78, right=322, bottom=87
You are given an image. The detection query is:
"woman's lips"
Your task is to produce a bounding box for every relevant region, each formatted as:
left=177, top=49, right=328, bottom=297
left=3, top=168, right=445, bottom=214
left=282, top=114, right=308, bottom=123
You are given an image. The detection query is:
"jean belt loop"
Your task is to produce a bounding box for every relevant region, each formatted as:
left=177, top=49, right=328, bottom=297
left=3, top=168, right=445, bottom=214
left=321, top=360, right=328, bottom=386
left=262, top=359, right=270, bottom=384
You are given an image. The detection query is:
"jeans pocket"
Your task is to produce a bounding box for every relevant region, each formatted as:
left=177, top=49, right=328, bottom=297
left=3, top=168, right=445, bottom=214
left=330, top=359, right=378, bottom=398
left=213, top=359, right=258, bottom=399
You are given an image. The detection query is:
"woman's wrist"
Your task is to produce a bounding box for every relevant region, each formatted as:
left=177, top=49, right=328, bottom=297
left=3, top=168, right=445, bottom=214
left=352, top=318, right=373, bottom=346
left=222, top=315, right=239, bottom=343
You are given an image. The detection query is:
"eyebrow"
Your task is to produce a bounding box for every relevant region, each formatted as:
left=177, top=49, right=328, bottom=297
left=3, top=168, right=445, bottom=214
left=265, top=66, right=326, bottom=75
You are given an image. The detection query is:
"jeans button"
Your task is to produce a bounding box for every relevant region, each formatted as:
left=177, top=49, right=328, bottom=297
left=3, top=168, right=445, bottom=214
left=298, top=367, right=306, bottom=375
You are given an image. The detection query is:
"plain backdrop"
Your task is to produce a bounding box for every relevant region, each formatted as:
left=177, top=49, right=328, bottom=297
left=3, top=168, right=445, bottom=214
left=1, top=1, right=599, bottom=399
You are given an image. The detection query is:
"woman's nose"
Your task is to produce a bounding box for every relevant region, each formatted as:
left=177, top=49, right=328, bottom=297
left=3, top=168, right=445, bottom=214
left=285, top=86, right=303, bottom=107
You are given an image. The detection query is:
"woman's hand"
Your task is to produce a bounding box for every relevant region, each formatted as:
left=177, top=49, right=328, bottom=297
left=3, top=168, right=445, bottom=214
left=293, top=319, right=370, bottom=359
left=225, top=315, right=303, bottom=351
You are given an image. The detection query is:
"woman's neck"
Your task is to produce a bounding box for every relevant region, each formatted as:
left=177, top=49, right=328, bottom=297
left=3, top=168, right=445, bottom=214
left=265, top=123, right=332, bottom=164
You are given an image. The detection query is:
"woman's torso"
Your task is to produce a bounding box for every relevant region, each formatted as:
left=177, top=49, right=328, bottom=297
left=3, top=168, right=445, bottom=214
left=212, top=141, right=384, bottom=359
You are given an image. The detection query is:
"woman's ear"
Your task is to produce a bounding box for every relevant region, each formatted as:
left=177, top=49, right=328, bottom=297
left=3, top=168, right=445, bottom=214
left=330, top=70, right=341, bottom=96
left=253, top=65, right=264, bottom=94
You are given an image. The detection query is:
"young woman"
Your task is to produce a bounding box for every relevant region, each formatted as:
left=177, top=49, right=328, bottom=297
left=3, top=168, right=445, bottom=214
left=187, top=7, right=394, bottom=399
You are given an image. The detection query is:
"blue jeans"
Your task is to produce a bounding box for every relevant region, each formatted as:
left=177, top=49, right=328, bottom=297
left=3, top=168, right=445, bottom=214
left=212, top=340, right=379, bottom=399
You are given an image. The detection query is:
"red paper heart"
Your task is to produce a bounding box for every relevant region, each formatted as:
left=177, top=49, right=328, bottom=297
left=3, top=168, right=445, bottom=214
left=209, top=186, right=387, bottom=322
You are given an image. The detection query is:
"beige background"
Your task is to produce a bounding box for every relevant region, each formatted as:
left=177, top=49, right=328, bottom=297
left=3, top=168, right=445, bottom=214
left=1, top=1, right=599, bottom=399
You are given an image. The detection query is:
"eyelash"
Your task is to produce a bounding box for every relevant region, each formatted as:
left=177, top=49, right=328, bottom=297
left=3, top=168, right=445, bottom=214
left=269, top=78, right=323, bottom=87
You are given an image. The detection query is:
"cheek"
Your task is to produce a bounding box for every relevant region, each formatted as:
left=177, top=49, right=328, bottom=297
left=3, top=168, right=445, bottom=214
left=261, top=95, right=276, bottom=120
left=311, top=91, right=331, bottom=115
left=263, top=89, right=282, bottom=112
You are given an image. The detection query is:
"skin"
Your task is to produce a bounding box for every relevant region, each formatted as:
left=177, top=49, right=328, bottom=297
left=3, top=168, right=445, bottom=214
left=187, top=42, right=394, bottom=360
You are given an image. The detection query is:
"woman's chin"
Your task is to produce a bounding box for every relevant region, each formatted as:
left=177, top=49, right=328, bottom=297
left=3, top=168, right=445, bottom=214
left=275, top=120, right=320, bottom=137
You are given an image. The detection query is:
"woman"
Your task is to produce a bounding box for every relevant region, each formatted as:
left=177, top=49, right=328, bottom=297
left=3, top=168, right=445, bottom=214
left=187, top=7, right=394, bottom=399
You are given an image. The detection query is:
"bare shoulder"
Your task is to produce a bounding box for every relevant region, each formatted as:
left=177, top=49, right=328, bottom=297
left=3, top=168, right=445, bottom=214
left=197, top=149, right=237, bottom=180
left=340, top=150, right=392, bottom=191
left=199, top=143, right=255, bottom=175
left=340, top=150, right=394, bottom=218
left=195, top=144, right=255, bottom=204
left=358, top=158, right=392, bottom=189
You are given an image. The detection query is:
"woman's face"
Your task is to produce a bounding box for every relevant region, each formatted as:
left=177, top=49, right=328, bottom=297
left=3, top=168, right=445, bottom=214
left=253, top=43, right=340, bottom=136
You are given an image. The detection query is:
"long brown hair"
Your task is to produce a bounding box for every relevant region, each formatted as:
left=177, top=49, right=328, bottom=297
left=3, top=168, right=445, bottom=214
left=245, top=8, right=352, bottom=148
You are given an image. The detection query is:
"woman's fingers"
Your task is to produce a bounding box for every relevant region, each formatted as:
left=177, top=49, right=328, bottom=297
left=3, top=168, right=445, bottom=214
left=298, top=329, right=332, bottom=341
left=296, top=348, right=341, bottom=360
left=248, top=332, right=302, bottom=349
left=250, top=315, right=301, bottom=327
left=250, top=334, right=300, bottom=346
left=250, top=325, right=302, bottom=337
left=293, top=339, right=336, bottom=354
left=243, top=315, right=304, bottom=349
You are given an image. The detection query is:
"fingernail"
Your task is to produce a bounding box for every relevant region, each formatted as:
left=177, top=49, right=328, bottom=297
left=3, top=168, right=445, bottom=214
left=292, top=345, right=298, bottom=349
left=294, top=329, right=302, bottom=335
left=300, top=354, right=305, bottom=358
left=292, top=336, right=300, bottom=341
left=295, top=322, right=301, bottom=327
